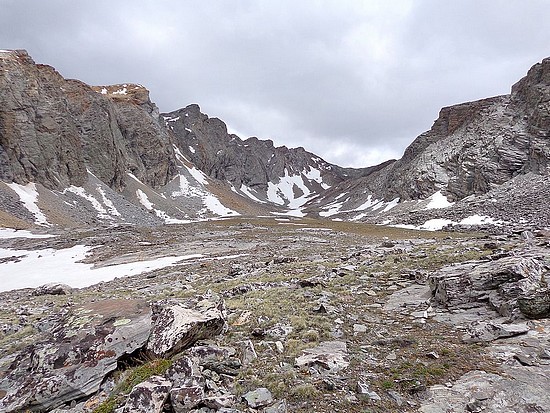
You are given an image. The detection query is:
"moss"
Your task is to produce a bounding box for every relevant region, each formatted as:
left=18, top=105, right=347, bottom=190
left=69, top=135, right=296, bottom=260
left=91, top=358, right=173, bottom=413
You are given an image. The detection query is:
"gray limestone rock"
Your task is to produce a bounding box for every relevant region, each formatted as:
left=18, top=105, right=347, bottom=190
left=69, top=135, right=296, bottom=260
left=295, top=341, right=349, bottom=373
left=429, top=255, right=548, bottom=318
left=0, top=299, right=152, bottom=412
left=242, top=387, right=273, bottom=409
left=518, top=288, right=550, bottom=319
left=32, top=283, right=72, bottom=296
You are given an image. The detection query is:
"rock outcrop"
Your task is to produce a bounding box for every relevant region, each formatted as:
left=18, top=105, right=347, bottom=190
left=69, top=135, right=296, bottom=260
left=0, top=296, right=227, bottom=412
left=306, top=58, right=550, bottom=227
left=0, top=50, right=176, bottom=192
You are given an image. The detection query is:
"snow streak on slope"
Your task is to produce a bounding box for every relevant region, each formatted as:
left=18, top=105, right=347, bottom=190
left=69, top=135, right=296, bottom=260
left=266, top=168, right=322, bottom=209
left=6, top=183, right=49, bottom=226
left=239, top=184, right=266, bottom=204
left=171, top=145, right=239, bottom=217
left=64, top=186, right=121, bottom=220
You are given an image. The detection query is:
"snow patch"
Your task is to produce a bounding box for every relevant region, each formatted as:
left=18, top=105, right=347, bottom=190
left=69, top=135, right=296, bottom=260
left=382, top=198, right=400, bottom=212
left=189, top=146, right=196, bottom=154
left=7, top=183, right=49, bottom=226
left=0, top=245, right=203, bottom=292
left=201, top=194, right=239, bottom=216
left=425, top=191, right=454, bottom=210
left=319, top=202, right=344, bottom=217
left=0, top=228, right=55, bottom=239
left=63, top=185, right=112, bottom=219
left=240, top=184, right=266, bottom=203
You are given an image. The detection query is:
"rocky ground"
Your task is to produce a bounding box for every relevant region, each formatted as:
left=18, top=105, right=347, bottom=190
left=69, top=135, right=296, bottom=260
left=0, top=218, right=549, bottom=413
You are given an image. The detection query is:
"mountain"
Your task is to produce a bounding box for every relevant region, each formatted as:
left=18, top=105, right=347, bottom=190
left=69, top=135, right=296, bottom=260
left=0, top=49, right=549, bottom=230
left=305, top=58, right=550, bottom=229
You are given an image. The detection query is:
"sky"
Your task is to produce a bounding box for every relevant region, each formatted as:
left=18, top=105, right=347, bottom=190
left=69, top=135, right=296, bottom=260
left=1, top=1, right=550, bottom=168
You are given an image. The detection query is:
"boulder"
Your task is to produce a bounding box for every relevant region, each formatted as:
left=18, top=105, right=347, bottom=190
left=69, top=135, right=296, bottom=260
left=429, top=255, right=548, bottom=318
left=32, top=283, right=72, bottom=296
left=517, top=289, right=550, bottom=319
left=295, top=341, right=349, bottom=373
left=147, top=296, right=227, bottom=357
left=122, top=375, right=171, bottom=413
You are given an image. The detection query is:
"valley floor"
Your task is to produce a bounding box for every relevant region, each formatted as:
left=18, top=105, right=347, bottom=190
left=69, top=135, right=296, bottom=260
left=0, top=218, right=549, bottom=412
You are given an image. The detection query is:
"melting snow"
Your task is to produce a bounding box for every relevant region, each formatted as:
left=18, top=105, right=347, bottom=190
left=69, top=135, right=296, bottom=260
left=319, top=201, right=345, bottom=217
left=240, top=184, right=266, bottom=203
left=459, top=214, right=503, bottom=226
left=266, top=169, right=316, bottom=208
left=100, top=88, right=108, bottom=94
left=382, top=198, right=400, bottom=212
left=136, top=189, right=154, bottom=210
left=391, top=214, right=504, bottom=231
left=425, top=191, right=454, bottom=209
left=201, top=194, right=239, bottom=216
left=0, top=245, right=203, bottom=292
left=97, top=187, right=121, bottom=216
left=0, top=228, right=55, bottom=239
left=136, top=189, right=172, bottom=221
left=6, top=182, right=49, bottom=226
left=185, top=165, right=208, bottom=185
left=65, top=186, right=114, bottom=220
left=112, top=86, right=128, bottom=95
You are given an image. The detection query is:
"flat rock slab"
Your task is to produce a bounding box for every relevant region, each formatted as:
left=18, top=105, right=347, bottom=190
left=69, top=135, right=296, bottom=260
left=295, top=341, right=349, bottom=373
left=419, top=367, right=550, bottom=413
left=242, top=387, right=273, bottom=409
left=0, top=299, right=152, bottom=412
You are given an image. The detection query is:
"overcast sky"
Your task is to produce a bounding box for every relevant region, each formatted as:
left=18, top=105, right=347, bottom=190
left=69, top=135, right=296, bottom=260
left=2, top=1, right=550, bottom=167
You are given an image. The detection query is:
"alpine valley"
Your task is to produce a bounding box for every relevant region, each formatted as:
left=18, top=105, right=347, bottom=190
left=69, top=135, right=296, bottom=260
left=0, top=51, right=549, bottom=413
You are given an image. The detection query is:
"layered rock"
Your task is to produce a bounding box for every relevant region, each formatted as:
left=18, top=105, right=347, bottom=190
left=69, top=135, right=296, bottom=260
left=307, top=58, right=550, bottom=224
left=0, top=50, right=176, bottom=192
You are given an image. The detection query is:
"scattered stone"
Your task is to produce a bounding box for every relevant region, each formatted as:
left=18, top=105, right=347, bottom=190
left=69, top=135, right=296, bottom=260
left=462, top=321, right=530, bottom=343
left=242, top=387, right=273, bottom=409
left=356, top=382, right=381, bottom=401
left=295, top=341, right=349, bottom=373
left=353, top=323, right=367, bottom=334
left=264, top=399, right=288, bottom=413
left=122, top=375, right=171, bottom=413
left=170, top=378, right=205, bottom=412
left=32, top=283, right=72, bottom=296
left=237, top=340, right=257, bottom=365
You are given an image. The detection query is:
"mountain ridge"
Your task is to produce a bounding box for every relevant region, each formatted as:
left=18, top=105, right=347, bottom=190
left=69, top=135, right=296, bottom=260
left=0, top=49, right=549, bottom=230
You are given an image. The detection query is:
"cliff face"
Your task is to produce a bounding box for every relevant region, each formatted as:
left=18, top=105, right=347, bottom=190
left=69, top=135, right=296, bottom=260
left=1, top=50, right=549, bottom=228
left=0, top=50, right=176, bottom=192
left=376, top=58, right=550, bottom=202
left=0, top=50, right=87, bottom=189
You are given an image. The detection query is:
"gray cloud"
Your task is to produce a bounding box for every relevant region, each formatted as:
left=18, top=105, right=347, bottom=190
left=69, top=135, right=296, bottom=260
left=1, top=0, right=550, bottom=167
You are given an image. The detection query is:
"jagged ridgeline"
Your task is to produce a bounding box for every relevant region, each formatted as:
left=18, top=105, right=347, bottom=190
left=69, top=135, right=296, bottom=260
left=0, top=49, right=549, bottom=229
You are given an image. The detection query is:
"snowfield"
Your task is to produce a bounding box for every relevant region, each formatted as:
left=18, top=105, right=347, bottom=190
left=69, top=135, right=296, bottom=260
left=0, top=245, right=204, bottom=292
